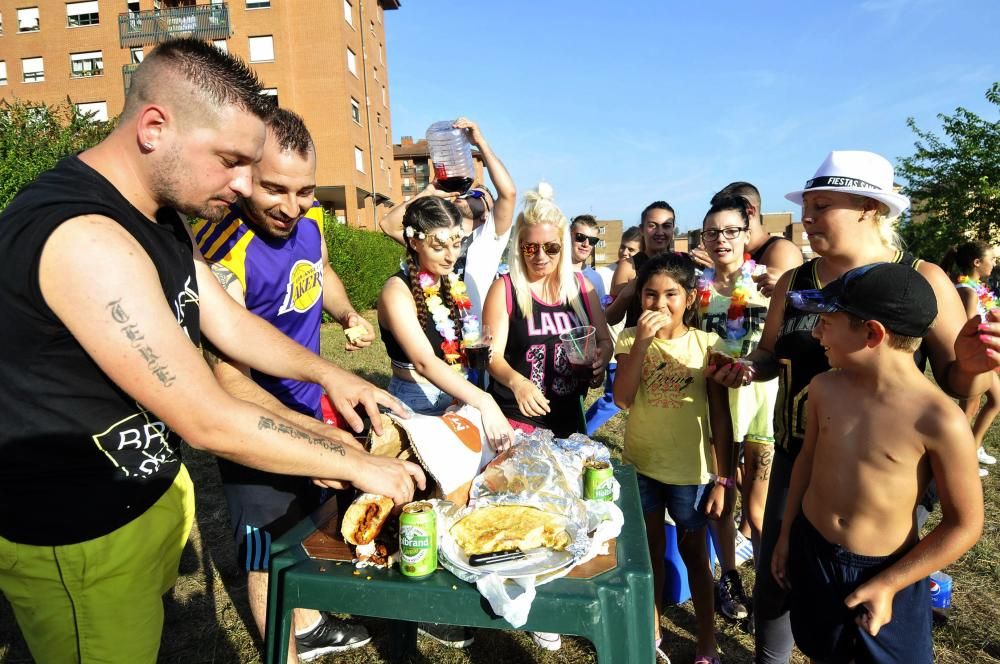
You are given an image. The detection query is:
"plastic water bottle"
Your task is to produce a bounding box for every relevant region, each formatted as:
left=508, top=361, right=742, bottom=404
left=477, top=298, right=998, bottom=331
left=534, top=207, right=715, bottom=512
left=929, top=571, right=952, bottom=609
left=425, top=120, right=474, bottom=193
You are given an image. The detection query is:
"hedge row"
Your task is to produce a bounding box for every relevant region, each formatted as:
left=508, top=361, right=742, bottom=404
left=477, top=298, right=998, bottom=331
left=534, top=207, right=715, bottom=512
left=323, top=210, right=403, bottom=312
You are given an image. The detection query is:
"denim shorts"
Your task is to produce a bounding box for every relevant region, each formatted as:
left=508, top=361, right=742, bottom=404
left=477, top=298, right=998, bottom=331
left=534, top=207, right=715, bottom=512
left=388, top=375, right=453, bottom=415
left=637, top=473, right=710, bottom=531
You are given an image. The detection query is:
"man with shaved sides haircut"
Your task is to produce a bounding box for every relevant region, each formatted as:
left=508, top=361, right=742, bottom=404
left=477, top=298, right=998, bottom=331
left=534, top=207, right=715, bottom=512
left=0, top=38, right=423, bottom=664
left=194, top=108, right=375, bottom=661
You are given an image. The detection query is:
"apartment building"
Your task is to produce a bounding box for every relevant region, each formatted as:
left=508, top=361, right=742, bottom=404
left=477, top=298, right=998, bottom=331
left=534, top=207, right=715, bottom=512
left=0, top=0, right=399, bottom=229
left=591, top=218, right=622, bottom=267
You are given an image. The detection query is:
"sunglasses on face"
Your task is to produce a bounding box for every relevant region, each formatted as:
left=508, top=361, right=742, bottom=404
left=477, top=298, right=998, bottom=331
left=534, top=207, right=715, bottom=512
left=459, top=189, right=486, bottom=200
left=701, top=226, right=748, bottom=242
left=573, top=232, right=599, bottom=247
left=521, top=242, right=562, bottom=257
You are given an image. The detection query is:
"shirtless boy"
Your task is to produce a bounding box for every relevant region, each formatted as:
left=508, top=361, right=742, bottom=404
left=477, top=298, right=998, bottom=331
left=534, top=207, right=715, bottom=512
left=771, top=262, right=984, bottom=663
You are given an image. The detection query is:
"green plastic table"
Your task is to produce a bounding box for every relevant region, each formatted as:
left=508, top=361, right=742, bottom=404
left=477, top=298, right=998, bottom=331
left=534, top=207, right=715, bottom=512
left=264, top=463, right=654, bottom=663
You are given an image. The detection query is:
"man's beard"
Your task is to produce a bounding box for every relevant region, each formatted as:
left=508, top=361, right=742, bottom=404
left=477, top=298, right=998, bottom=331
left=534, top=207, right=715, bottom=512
left=150, top=144, right=231, bottom=222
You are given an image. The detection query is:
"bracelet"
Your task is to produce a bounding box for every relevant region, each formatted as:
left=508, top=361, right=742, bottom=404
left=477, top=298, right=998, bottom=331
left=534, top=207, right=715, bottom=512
left=714, top=476, right=735, bottom=489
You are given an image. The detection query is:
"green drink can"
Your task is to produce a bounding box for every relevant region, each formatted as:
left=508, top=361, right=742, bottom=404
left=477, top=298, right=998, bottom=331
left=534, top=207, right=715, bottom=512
left=584, top=460, right=614, bottom=501
left=399, top=501, right=437, bottom=579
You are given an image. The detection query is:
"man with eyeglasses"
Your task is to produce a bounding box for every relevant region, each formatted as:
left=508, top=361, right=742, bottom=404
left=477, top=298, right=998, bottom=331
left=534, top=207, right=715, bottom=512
left=569, top=214, right=607, bottom=302
left=380, top=118, right=516, bottom=319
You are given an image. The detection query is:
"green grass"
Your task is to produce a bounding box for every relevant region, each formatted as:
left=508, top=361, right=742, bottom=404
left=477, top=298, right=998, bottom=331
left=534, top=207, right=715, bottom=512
left=2, top=311, right=998, bottom=662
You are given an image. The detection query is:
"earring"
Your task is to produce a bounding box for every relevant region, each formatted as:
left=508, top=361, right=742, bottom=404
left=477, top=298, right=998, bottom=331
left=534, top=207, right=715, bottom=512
left=142, top=142, right=154, bottom=151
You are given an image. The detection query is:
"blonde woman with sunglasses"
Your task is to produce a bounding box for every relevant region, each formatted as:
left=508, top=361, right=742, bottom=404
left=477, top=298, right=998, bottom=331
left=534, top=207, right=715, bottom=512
left=482, top=183, right=612, bottom=444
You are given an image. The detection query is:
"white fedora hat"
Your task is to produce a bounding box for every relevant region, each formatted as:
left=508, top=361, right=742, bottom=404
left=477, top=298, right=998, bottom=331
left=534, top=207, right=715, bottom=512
left=785, top=150, right=910, bottom=219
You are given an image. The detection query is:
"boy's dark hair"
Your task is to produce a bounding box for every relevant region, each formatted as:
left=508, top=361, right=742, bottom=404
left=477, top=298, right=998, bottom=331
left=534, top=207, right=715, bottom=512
left=402, top=197, right=464, bottom=342
left=268, top=108, right=314, bottom=157
left=124, top=37, right=272, bottom=120
left=940, top=241, right=990, bottom=280
left=704, top=195, right=750, bottom=227
left=640, top=201, right=675, bottom=224
left=635, top=252, right=698, bottom=328
left=571, top=214, right=599, bottom=229
left=712, top=181, right=761, bottom=211
left=622, top=225, right=641, bottom=244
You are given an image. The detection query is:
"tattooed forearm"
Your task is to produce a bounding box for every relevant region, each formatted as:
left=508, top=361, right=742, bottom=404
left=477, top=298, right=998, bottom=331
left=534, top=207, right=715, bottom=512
left=211, top=262, right=241, bottom=291
left=258, top=416, right=346, bottom=456
left=107, top=299, right=177, bottom=387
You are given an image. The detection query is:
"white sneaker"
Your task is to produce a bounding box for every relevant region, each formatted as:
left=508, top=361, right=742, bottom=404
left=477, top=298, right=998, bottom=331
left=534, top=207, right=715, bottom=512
left=530, top=631, right=562, bottom=651
left=980, top=467, right=989, bottom=478
left=978, top=447, right=997, bottom=465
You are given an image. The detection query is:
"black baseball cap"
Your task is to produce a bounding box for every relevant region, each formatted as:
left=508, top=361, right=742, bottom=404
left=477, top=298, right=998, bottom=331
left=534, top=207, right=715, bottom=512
left=787, top=262, right=937, bottom=337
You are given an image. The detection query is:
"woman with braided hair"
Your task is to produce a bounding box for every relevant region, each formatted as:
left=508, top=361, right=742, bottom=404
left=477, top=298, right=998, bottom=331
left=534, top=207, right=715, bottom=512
left=377, top=196, right=514, bottom=450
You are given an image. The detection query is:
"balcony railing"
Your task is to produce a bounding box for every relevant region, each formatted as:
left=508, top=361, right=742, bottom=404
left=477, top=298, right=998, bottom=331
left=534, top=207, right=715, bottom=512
left=118, top=4, right=231, bottom=48
left=122, top=63, right=140, bottom=96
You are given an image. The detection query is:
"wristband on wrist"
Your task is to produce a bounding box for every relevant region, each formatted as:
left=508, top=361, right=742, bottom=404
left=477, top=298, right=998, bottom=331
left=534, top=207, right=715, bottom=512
left=713, top=475, right=735, bottom=489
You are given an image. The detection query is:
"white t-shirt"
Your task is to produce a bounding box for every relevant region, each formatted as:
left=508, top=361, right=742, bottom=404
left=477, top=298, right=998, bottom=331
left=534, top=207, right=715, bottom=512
left=462, top=210, right=511, bottom=318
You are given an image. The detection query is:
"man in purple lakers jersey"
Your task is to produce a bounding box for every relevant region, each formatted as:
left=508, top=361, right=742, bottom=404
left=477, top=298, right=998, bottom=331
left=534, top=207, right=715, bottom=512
left=193, top=109, right=375, bottom=659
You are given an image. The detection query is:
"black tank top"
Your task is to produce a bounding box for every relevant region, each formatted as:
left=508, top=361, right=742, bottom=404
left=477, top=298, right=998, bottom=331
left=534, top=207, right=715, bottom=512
left=773, top=251, right=921, bottom=458
left=487, top=274, right=592, bottom=437
left=0, top=155, right=200, bottom=545
left=379, top=270, right=450, bottom=368
left=749, top=235, right=782, bottom=264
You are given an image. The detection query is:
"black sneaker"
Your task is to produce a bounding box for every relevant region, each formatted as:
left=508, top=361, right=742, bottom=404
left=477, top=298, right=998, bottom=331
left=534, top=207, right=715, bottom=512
left=417, top=622, right=475, bottom=648
left=717, top=569, right=750, bottom=620
left=295, top=614, right=371, bottom=661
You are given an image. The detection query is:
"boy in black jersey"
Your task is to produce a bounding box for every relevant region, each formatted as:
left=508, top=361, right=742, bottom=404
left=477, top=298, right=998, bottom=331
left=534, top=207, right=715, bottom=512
left=771, top=263, right=983, bottom=663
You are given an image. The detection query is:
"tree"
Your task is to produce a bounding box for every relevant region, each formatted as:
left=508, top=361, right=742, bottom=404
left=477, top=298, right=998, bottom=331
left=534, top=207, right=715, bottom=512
left=897, top=82, right=1000, bottom=261
left=0, top=97, right=115, bottom=211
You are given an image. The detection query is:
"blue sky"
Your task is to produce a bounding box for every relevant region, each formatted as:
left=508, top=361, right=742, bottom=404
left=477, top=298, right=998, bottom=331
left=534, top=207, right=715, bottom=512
left=386, top=0, right=999, bottom=232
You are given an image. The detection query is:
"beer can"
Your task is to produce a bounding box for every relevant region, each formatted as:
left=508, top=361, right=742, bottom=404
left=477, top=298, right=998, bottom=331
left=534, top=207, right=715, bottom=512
left=399, top=501, right=437, bottom=579
left=584, top=460, right=614, bottom=501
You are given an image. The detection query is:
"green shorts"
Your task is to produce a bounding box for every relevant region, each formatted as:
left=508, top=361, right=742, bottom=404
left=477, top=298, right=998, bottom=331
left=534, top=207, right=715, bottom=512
left=0, top=464, right=194, bottom=664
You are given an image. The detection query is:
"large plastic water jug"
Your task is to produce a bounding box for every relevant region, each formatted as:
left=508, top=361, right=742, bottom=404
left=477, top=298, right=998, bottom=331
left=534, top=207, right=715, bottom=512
left=425, top=120, right=475, bottom=193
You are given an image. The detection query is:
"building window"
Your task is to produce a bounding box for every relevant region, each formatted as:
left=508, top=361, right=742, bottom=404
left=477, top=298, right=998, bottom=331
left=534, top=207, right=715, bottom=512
left=354, top=147, right=364, bottom=173
left=76, top=100, right=108, bottom=122
left=248, top=36, right=274, bottom=63
left=346, top=47, right=357, bottom=76
left=70, top=50, right=103, bottom=77
left=66, top=1, right=99, bottom=27
left=379, top=43, right=383, bottom=64
left=376, top=112, right=382, bottom=126
left=0, top=12, right=4, bottom=35
left=598, top=226, right=606, bottom=235
left=379, top=156, right=385, bottom=171
left=597, top=240, right=606, bottom=248
left=130, top=47, right=144, bottom=64
left=212, top=39, right=227, bottom=54
left=22, top=56, right=44, bottom=82
left=381, top=85, right=387, bottom=106
left=369, top=19, right=374, bottom=34
left=17, top=7, right=40, bottom=32
left=260, top=88, right=278, bottom=107
left=0, top=62, right=7, bottom=85
left=350, top=98, right=361, bottom=124
left=246, top=0, right=270, bottom=8
left=403, top=177, right=411, bottom=187
left=343, top=0, right=352, bottom=26
left=373, top=67, right=378, bottom=83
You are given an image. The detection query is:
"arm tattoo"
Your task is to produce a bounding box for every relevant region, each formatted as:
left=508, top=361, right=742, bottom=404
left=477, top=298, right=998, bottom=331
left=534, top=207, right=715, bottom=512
left=258, top=416, right=346, bottom=456
left=210, top=262, right=241, bottom=292
left=107, top=299, right=177, bottom=388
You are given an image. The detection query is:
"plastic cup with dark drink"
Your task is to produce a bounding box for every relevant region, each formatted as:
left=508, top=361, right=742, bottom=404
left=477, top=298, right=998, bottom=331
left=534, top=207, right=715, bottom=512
left=463, top=323, right=491, bottom=389
left=560, top=325, right=597, bottom=382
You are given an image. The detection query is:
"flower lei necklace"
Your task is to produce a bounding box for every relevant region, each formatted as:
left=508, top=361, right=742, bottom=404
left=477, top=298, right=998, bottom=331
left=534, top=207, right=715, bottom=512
left=958, top=275, right=999, bottom=313
left=697, top=254, right=758, bottom=341
left=417, top=271, right=480, bottom=372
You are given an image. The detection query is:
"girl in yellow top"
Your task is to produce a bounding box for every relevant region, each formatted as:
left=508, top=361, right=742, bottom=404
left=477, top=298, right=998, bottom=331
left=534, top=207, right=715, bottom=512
left=613, top=252, right=734, bottom=664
